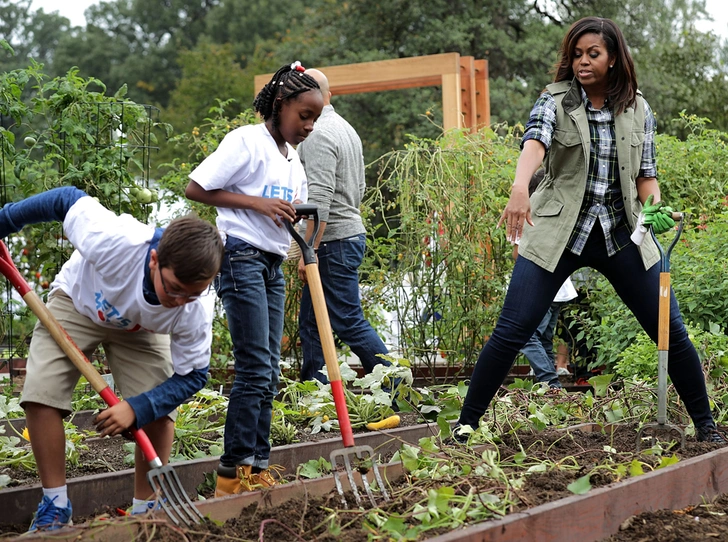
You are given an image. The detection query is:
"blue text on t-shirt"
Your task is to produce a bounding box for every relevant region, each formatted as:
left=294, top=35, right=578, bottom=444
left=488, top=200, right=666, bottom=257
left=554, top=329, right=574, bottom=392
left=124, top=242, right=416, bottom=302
left=95, top=291, right=132, bottom=328
left=261, top=185, right=294, bottom=201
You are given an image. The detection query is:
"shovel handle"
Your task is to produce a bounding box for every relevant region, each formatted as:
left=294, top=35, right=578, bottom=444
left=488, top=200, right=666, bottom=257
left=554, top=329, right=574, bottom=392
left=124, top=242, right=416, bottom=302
left=631, top=211, right=684, bottom=247
left=286, top=206, right=355, bottom=447
left=0, top=241, right=161, bottom=467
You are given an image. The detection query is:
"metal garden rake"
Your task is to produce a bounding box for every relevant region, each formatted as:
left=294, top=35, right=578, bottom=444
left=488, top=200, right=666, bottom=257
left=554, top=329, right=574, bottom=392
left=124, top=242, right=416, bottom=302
left=0, top=240, right=204, bottom=527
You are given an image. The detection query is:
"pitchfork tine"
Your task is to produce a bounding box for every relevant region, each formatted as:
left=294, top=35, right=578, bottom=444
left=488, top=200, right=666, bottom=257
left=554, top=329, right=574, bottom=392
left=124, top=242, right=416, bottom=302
left=355, top=446, right=390, bottom=506
left=353, top=447, right=377, bottom=507
left=343, top=453, right=362, bottom=506
left=331, top=460, right=348, bottom=507
left=148, top=466, right=204, bottom=526
left=330, top=445, right=390, bottom=508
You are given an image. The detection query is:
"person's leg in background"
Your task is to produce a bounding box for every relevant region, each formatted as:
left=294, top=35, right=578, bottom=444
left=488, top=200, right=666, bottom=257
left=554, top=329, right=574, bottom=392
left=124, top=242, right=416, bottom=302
left=520, top=304, right=562, bottom=388
left=300, top=234, right=390, bottom=383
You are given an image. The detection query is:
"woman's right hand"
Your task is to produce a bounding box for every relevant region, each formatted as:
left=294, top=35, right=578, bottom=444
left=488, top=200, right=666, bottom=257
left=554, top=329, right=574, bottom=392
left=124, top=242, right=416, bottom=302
left=498, top=139, right=544, bottom=243
left=497, top=185, right=533, bottom=243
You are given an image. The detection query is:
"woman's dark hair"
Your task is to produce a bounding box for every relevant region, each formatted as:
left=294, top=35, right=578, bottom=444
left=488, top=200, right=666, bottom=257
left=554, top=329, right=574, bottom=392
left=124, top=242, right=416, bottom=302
left=253, top=63, right=320, bottom=128
left=553, top=17, right=638, bottom=115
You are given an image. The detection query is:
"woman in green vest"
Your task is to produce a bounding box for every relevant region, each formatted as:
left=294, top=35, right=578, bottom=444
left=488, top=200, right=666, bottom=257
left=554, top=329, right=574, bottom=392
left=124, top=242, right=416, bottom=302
left=456, top=16, right=724, bottom=444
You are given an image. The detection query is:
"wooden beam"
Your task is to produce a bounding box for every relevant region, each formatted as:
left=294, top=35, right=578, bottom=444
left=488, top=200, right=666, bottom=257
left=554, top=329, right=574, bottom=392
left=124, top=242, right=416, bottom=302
left=253, top=53, right=477, bottom=132
left=254, top=53, right=462, bottom=96
left=441, top=73, right=462, bottom=131
left=460, top=56, right=477, bottom=132
left=474, top=59, right=491, bottom=128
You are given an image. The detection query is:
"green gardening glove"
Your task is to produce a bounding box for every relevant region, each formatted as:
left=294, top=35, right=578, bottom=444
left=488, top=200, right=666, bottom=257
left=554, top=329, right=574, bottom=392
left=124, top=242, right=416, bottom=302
left=642, top=194, right=675, bottom=234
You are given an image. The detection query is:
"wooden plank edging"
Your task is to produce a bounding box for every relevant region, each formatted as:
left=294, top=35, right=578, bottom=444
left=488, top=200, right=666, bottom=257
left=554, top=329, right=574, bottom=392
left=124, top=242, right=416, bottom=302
left=14, top=430, right=728, bottom=541
left=426, top=444, right=728, bottom=542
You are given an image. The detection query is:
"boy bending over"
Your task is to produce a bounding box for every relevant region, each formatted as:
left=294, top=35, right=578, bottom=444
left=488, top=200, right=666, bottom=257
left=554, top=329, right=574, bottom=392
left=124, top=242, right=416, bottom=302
left=0, top=187, right=223, bottom=530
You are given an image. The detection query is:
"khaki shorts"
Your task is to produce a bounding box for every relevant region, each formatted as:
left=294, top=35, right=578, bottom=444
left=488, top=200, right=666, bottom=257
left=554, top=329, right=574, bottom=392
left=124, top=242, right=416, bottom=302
left=20, top=290, right=176, bottom=422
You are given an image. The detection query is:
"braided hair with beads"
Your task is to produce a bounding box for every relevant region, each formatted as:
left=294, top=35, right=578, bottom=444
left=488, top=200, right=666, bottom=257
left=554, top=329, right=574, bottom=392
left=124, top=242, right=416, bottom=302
left=254, top=61, right=320, bottom=130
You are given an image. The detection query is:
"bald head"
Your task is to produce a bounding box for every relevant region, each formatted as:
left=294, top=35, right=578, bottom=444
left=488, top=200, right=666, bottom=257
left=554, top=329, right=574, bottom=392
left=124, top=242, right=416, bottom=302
left=305, top=69, right=331, bottom=105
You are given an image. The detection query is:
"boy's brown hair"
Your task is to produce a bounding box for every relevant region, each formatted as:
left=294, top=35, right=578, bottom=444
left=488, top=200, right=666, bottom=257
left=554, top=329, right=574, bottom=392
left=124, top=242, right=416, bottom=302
left=157, top=215, right=224, bottom=283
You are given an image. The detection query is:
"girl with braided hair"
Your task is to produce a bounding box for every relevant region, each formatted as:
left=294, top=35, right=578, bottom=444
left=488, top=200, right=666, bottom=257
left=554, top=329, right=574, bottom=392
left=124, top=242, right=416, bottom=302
left=186, top=61, right=323, bottom=495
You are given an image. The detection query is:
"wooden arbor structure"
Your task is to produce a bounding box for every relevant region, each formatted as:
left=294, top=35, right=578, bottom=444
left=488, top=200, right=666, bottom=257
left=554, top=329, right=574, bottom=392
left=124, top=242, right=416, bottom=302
left=254, top=53, right=490, bottom=132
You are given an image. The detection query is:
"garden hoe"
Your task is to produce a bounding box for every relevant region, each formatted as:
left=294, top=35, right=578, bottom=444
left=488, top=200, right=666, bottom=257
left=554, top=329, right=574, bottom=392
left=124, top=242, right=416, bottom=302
left=634, top=213, right=687, bottom=451
left=287, top=205, right=390, bottom=508
left=0, top=240, right=203, bottom=527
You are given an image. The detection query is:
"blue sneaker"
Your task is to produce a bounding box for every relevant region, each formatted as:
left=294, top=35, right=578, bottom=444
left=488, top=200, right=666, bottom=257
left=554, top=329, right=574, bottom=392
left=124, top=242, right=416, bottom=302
left=28, top=496, right=73, bottom=532
left=131, top=499, right=165, bottom=515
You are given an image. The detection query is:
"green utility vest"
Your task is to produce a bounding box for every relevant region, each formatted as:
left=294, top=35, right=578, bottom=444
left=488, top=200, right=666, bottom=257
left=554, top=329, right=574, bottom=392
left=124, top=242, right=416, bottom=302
left=518, top=79, right=659, bottom=272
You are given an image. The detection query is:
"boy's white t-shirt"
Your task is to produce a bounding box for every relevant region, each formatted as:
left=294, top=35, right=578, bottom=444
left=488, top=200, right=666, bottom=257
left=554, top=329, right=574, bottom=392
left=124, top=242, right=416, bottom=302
left=51, top=197, right=214, bottom=375
left=189, top=123, right=308, bottom=258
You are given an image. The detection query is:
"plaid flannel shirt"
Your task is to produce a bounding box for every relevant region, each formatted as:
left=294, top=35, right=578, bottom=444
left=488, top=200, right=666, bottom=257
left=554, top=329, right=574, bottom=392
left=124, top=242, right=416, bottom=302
left=522, top=88, right=657, bottom=256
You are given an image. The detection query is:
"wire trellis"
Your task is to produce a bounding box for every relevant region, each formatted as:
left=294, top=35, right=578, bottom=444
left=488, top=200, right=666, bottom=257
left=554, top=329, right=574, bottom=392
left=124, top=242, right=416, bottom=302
left=0, top=102, right=160, bottom=382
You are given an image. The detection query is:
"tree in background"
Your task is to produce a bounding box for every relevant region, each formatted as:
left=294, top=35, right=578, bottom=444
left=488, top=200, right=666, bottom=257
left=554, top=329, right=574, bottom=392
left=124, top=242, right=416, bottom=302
left=49, top=0, right=222, bottom=107
left=2, top=0, right=726, bottom=159
left=0, top=0, right=72, bottom=73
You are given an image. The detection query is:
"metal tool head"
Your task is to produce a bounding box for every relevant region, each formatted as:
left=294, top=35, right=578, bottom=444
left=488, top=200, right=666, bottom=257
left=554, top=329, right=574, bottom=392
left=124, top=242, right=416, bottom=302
left=330, top=444, right=390, bottom=508
left=636, top=422, right=686, bottom=452
left=147, top=464, right=205, bottom=526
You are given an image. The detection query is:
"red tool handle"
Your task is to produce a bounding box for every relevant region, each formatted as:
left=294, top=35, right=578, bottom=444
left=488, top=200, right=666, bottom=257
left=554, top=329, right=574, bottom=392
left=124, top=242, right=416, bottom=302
left=0, top=241, right=161, bottom=466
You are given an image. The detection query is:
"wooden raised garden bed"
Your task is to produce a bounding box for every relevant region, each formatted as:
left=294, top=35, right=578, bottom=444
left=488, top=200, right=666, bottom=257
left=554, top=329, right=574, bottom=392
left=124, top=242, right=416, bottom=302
left=0, top=421, right=442, bottom=524
left=11, top=423, right=728, bottom=541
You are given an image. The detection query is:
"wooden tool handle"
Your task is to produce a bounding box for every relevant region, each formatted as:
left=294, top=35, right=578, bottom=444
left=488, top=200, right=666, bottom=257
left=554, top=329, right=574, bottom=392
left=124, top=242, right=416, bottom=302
left=0, top=241, right=160, bottom=465
left=305, top=262, right=355, bottom=447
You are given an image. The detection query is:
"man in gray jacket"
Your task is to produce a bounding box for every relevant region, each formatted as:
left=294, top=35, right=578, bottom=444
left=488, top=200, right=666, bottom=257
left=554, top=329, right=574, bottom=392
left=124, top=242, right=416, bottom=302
left=296, top=69, right=391, bottom=383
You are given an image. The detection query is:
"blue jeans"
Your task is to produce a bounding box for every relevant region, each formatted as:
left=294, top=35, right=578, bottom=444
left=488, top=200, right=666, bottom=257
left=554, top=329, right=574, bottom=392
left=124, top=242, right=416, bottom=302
left=521, top=302, right=563, bottom=388
left=216, top=236, right=284, bottom=469
left=299, top=234, right=390, bottom=383
left=459, top=222, right=712, bottom=429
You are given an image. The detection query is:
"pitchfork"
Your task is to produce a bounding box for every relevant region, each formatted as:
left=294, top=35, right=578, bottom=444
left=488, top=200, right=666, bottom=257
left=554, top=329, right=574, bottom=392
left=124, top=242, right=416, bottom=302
left=287, top=205, right=390, bottom=507
left=634, top=212, right=687, bottom=451
left=0, top=240, right=203, bottom=527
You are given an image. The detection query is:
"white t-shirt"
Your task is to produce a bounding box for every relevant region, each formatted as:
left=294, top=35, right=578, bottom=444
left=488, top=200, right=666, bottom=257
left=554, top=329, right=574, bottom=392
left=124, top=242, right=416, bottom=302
left=189, top=123, right=308, bottom=257
left=52, top=197, right=214, bottom=375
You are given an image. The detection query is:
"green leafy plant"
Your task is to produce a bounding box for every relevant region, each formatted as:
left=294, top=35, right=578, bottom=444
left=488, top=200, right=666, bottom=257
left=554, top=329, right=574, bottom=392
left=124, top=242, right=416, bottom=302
left=363, top=127, right=517, bottom=375
left=171, top=389, right=227, bottom=460
left=296, top=458, right=332, bottom=479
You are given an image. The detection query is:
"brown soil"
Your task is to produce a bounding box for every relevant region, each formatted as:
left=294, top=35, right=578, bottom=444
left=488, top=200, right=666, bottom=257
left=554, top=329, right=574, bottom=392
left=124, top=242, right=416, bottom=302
left=0, top=411, right=422, bottom=491
left=602, top=493, right=728, bottom=541
left=4, top=423, right=725, bottom=541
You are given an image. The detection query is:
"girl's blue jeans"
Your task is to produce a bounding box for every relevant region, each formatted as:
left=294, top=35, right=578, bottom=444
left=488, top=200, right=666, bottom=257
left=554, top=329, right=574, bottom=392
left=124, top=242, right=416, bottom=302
left=216, top=236, right=284, bottom=469
left=459, top=223, right=712, bottom=429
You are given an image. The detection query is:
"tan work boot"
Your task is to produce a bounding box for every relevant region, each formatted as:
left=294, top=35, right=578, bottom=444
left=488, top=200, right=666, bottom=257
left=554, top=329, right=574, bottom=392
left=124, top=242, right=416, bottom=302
left=215, top=464, right=254, bottom=497
left=250, top=465, right=284, bottom=487
left=214, top=464, right=284, bottom=497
